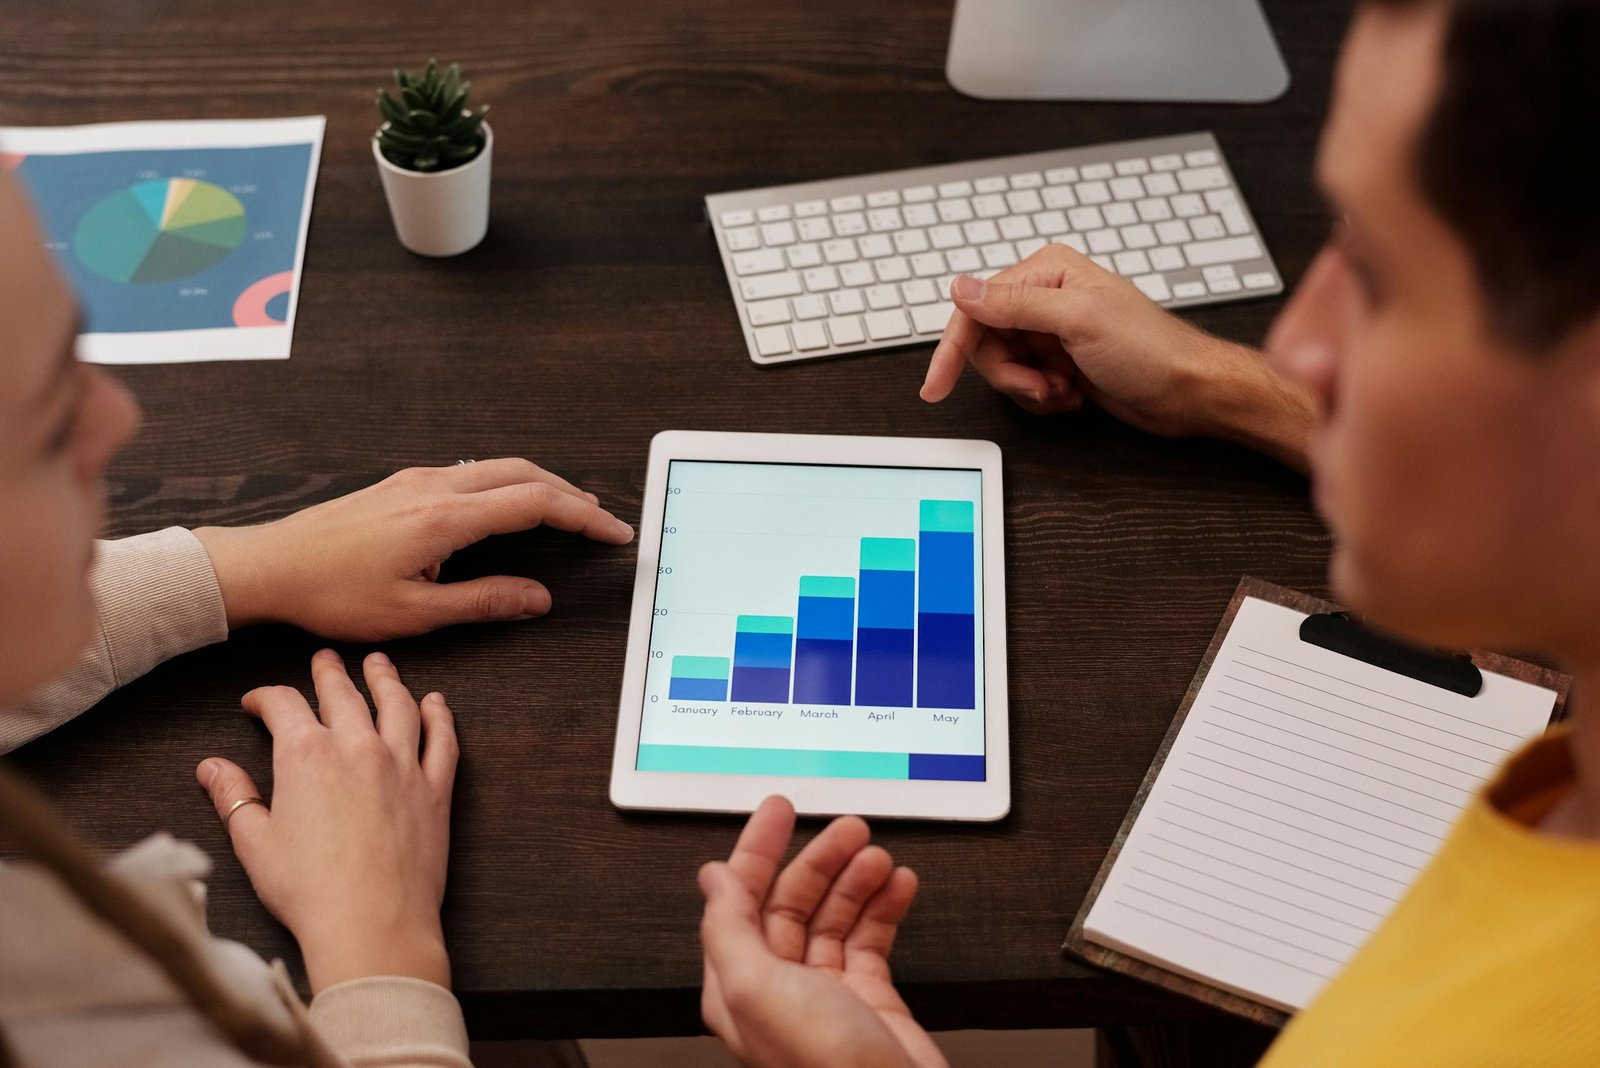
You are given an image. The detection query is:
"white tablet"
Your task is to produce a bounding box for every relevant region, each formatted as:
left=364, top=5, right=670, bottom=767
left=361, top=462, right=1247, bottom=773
left=610, top=431, right=1008, bottom=821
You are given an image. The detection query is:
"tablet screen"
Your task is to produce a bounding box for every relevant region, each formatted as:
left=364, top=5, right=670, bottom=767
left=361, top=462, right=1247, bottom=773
left=636, top=460, right=986, bottom=783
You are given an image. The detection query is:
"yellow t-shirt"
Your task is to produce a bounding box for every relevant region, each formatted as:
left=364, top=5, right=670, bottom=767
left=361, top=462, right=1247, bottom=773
left=1260, top=726, right=1600, bottom=1066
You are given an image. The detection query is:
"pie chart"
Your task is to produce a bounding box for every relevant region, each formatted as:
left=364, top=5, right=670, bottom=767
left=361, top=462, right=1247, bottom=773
left=74, top=178, right=247, bottom=285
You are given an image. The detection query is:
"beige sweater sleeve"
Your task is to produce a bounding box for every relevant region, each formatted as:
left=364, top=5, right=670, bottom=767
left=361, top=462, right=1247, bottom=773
left=1, top=527, right=229, bottom=754
left=308, top=978, right=473, bottom=1068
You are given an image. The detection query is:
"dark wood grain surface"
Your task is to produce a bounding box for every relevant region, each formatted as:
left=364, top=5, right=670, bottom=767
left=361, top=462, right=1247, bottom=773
left=0, top=0, right=1347, bottom=1040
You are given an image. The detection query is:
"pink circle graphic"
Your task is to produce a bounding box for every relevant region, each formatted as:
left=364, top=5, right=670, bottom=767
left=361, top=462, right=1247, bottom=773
left=232, top=271, right=295, bottom=327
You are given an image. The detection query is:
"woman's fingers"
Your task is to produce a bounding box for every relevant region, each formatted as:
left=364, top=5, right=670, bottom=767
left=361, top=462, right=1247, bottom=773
left=240, top=684, right=319, bottom=739
left=802, top=844, right=896, bottom=971
left=762, top=814, right=872, bottom=962
left=309, top=649, right=374, bottom=733
left=364, top=651, right=421, bottom=756
left=407, top=574, right=553, bottom=630
left=419, top=692, right=459, bottom=791
left=456, top=482, right=634, bottom=547
left=843, top=866, right=920, bottom=974
left=724, top=795, right=797, bottom=905
left=436, top=457, right=600, bottom=503
left=196, top=756, right=269, bottom=864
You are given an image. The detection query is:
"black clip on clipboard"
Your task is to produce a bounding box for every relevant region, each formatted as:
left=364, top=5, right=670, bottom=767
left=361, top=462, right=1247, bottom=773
left=1300, top=611, right=1483, bottom=698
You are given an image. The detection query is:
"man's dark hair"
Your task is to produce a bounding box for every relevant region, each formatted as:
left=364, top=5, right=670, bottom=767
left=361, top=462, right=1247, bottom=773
left=1373, top=0, right=1600, bottom=348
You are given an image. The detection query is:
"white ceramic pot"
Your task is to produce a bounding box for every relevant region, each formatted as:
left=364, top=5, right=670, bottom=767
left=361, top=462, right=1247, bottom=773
left=373, top=122, right=492, bottom=257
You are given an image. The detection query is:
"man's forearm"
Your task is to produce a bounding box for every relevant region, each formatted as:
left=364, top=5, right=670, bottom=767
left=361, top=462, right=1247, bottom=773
left=1193, top=340, right=1319, bottom=473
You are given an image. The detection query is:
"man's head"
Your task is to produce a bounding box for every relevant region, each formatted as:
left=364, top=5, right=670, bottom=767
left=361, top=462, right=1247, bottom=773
left=0, top=172, right=140, bottom=706
left=1268, top=0, right=1600, bottom=656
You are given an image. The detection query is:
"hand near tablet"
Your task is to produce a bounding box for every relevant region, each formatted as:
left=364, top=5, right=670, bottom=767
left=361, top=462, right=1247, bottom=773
left=698, top=797, right=947, bottom=1068
left=194, top=458, right=635, bottom=641
left=919, top=245, right=1315, bottom=471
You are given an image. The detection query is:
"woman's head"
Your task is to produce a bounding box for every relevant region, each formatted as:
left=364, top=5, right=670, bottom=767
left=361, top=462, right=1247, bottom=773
left=1268, top=0, right=1600, bottom=658
left=0, top=173, right=140, bottom=706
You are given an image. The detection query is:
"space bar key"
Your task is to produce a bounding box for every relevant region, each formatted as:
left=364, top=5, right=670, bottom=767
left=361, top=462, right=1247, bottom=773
left=1183, top=235, right=1263, bottom=267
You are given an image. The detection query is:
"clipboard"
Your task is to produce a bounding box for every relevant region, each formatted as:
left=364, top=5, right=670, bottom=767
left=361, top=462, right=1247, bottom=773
left=1063, top=576, right=1570, bottom=1028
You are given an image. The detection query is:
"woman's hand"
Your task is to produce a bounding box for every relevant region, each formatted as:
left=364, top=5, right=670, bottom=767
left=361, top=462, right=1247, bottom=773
left=197, top=650, right=457, bottom=993
left=698, top=797, right=947, bottom=1068
left=920, top=245, right=1316, bottom=470
left=194, top=458, right=635, bottom=641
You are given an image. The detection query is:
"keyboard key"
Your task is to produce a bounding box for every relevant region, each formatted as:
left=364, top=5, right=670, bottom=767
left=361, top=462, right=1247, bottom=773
left=1110, top=177, right=1145, bottom=201
left=821, top=239, right=858, bottom=263
left=833, top=212, right=867, bottom=235
left=975, top=176, right=1008, bottom=194
left=786, top=243, right=822, bottom=269
left=1142, top=172, right=1180, bottom=197
left=1059, top=233, right=1089, bottom=254
left=1082, top=162, right=1115, bottom=180
left=972, top=194, right=1007, bottom=218
left=867, top=190, right=901, bottom=207
left=1032, top=209, right=1069, bottom=235
left=903, top=203, right=939, bottom=227
left=1045, top=165, right=1080, bottom=184
left=1151, top=154, right=1184, bottom=172
left=1208, top=275, right=1243, bottom=294
left=911, top=301, right=956, bottom=334
left=981, top=241, right=1019, bottom=268
left=874, top=256, right=912, bottom=282
left=1185, top=148, right=1220, bottom=166
left=1131, top=273, right=1172, bottom=302
left=1114, top=250, right=1151, bottom=275
left=858, top=234, right=893, bottom=258
left=828, top=316, right=865, bottom=346
left=1042, top=185, right=1078, bottom=209
left=1136, top=198, right=1173, bottom=222
left=1243, top=271, right=1278, bottom=290
left=1121, top=224, right=1157, bottom=249
left=1006, top=189, right=1044, bottom=214
left=1178, top=166, right=1228, bottom=192
left=1010, top=172, right=1044, bottom=188
left=1015, top=236, right=1048, bottom=258
left=937, top=199, right=975, bottom=223
left=760, top=222, right=796, bottom=245
left=803, top=266, right=840, bottom=292
left=1173, top=281, right=1207, bottom=299
left=893, top=229, right=929, bottom=254
left=829, top=288, right=865, bottom=314
left=1220, top=204, right=1251, bottom=236
left=1171, top=194, right=1206, bottom=217
left=791, top=321, right=829, bottom=350
left=1203, top=265, right=1238, bottom=283
left=753, top=325, right=791, bottom=356
left=1149, top=246, right=1185, bottom=271
left=795, top=199, right=827, bottom=217
left=999, top=215, right=1035, bottom=240
left=904, top=185, right=937, bottom=203
left=1190, top=214, right=1226, bottom=240
left=1068, top=206, right=1105, bottom=231
left=758, top=205, right=791, bottom=222
left=1076, top=180, right=1112, bottom=205
left=864, top=309, right=912, bottom=340
left=796, top=217, right=833, bottom=241
left=901, top=278, right=938, bottom=305
left=1184, top=235, right=1264, bottom=267
left=741, top=271, right=803, bottom=300
left=1115, top=158, right=1151, bottom=176
left=1087, top=228, right=1124, bottom=254
left=839, top=262, right=875, bottom=287
left=963, top=219, right=1001, bottom=245
left=928, top=225, right=964, bottom=249
left=726, top=226, right=760, bottom=251
left=830, top=194, right=865, bottom=212
left=733, top=249, right=786, bottom=276
left=792, top=295, right=829, bottom=320
left=1103, top=203, right=1137, bottom=227
left=1155, top=219, right=1192, bottom=245
left=747, top=299, right=792, bottom=326
left=946, top=247, right=982, bottom=273
left=720, top=209, right=755, bottom=227
left=911, top=251, right=947, bottom=276
left=866, top=284, right=902, bottom=309
left=868, top=207, right=904, bottom=232
left=938, top=180, right=974, bottom=198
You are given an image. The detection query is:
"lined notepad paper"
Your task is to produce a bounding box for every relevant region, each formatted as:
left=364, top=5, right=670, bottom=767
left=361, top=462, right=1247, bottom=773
left=1082, top=596, right=1559, bottom=1012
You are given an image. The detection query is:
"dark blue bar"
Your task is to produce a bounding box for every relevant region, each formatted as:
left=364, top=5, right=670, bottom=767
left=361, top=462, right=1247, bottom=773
left=797, top=596, right=855, bottom=641
left=917, top=611, right=976, bottom=709
left=669, top=676, right=727, bottom=701
left=793, top=637, right=853, bottom=704
left=918, top=531, right=975, bottom=615
left=855, top=626, right=914, bottom=707
left=908, top=753, right=985, bottom=781
left=734, top=630, right=792, bottom=671
left=731, top=665, right=790, bottom=703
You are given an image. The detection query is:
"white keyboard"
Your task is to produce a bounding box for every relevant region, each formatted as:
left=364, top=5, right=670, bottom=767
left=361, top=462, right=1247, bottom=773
left=705, top=131, right=1283, bottom=366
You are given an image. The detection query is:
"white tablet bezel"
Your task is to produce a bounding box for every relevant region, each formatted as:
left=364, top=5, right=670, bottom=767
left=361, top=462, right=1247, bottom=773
left=609, top=430, right=1009, bottom=822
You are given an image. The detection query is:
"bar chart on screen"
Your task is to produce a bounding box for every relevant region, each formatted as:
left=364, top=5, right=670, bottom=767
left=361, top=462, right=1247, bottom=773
left=638, top=460, right=987, bottom=783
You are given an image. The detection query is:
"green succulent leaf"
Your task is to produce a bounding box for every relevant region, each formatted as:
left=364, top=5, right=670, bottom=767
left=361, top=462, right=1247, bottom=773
left=377, top=58, right=489, bottom=171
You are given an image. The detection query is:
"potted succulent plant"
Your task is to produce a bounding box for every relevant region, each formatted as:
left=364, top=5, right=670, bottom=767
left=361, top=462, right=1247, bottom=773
left=373, top=60, right=492, bottom=257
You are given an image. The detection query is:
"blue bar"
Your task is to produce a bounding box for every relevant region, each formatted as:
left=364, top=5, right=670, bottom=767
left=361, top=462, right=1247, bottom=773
left=917, top=504, right=976, bottom=709
left=858, top=569, right=914, bottom=630
left=733, top=630, right=792, bottom=670
left=731, top=666, right=791, bottom=703
left=908, top=753, right=985, bottom=781
left=917, top=612, right=976, bottom=709
left=918, top=531, right=976, bottom=615
left=669, top=676, right=728, bottom=701
left=793, top=638, right=853, bottom=704
left=797, top=596, right=855, bottom=640
left=795, top=578, right=855, bottom=704
left=732, top=618, right=792, bottom=703
left=856, top=627, right=914, bottom=706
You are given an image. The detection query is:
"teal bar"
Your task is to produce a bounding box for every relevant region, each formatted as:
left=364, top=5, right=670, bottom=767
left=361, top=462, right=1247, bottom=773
left=637, top=744, right=910, bottom=780
left=920, top=499, right=975, bottom=534
left=672, top=656, right=730, bottom=681
left=799, top=575, right=856, bottom=599
left=860, top=537, right=916, bottom=571
left=737, top=615, right=794, bottom=635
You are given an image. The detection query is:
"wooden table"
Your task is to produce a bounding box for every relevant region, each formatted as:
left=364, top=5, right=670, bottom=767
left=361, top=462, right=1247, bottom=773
left=1, top=0, right=1345, bottom=1048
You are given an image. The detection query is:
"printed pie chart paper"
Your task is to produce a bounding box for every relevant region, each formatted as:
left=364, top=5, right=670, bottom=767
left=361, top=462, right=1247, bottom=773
left=1, top=117, right=324, bottom=364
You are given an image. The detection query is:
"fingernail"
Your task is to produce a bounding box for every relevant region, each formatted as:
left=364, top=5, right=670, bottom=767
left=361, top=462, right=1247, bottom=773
left=953, top=274, right=985, bottom=301
left=198, top=759, right=218, bottom=787
left=424, top=692, right=445, bottom=705
left=369, top=651, right=392, bottom=668
left=520, top=586, right=552, bottom=616
left=615, top=519, right=634, bottom=540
